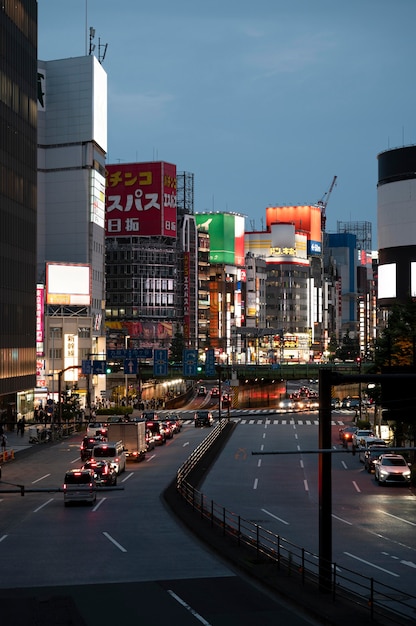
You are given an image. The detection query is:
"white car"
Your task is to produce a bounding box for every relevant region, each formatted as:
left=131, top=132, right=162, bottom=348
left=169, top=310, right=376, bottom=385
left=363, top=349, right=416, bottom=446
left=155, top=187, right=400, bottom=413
left=352, top=429, right=374, bottom=447
left=374, top=454, right=411, bottom=486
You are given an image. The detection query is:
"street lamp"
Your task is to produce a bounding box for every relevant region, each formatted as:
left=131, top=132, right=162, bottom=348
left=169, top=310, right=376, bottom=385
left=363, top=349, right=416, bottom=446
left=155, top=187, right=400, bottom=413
left=125, top=334, right=130, bottom=400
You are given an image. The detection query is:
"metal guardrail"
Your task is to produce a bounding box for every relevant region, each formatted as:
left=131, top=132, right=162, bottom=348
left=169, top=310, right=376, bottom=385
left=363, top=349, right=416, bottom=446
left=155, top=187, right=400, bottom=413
left=176, top=421, right=416, bottom=625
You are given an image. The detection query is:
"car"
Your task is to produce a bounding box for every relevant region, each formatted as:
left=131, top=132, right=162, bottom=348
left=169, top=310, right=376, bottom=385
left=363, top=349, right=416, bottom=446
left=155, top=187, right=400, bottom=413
left=142, top=411, right=159, bottom=421
left=278, top=398, right=294, bottom=411
left=162, top=421, right=174, bottom=439
left=194, top=410, right=214, bottom=427
left=210, top=388, right=220, bottom=398
left=352, top=429, right=374, bottom=447
left=145, top=428, right=156, bottom=451
left=331, top=397, right=342, bottom=410
left=63, top=469, right=97, bottom=506
left=358, top=438, right=387, bottom=463
left=363, top=448, right=384, bottom=473
left=374, top=453, right=412, bottom=486
left=80, top=435, right=106, bottom=461
left=165, top=414, right=182, bottom=433
left=338, top=426, right=358, bottom=447
left=82, top=459, right=117, bottom=486
left=86, top=422, right=108, bottom=438
left=197, top=386, right=207, bottom=396
left=92, top=440, right=127, bottom=474
left=146, top=420, right=166, bottom=445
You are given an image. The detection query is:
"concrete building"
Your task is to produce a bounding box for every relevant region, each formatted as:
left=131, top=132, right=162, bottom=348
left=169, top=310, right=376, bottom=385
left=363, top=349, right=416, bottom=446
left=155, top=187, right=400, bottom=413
left=36, top=55, right=107, bottom=410
left=377, top=145, right=416, bottom=307
left=0, top=1, right=37, bottom=423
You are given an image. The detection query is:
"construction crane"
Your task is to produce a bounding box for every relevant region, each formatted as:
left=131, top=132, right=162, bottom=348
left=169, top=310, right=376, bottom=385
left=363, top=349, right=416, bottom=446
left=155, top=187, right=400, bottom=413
left=317, top=175, right=337, bottom=231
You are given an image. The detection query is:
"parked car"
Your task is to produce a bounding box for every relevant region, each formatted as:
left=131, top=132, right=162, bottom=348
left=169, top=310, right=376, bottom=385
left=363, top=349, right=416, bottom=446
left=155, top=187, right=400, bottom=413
left=374, top=454, right=412, bottom=486
left=82, top=459, right=117, bottom=486
left=63, top=469, right=97, bottom=506
left=194, top=410, right=214, bottom=427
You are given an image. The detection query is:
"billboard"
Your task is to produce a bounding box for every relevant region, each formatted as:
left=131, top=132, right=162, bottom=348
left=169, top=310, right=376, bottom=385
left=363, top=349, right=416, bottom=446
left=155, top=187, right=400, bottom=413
left=106, top=161, right=177, bottom=238
left=46, top=263, right=91, bottom=306
left=265, top=205, right=322, bottom=255
left=195, top=213, right=245, bottom=265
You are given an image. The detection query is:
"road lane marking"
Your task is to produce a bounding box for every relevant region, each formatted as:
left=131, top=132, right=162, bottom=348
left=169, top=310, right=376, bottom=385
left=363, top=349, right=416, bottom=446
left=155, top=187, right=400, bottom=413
left=379, top=510, right=416, bottom=526
left=261, top=508, right=289, bottom=525
left=341, top=461, right=348, bottom=469
left=34, top=498, right=54, bottom=512
left=344, top=552, right=399, bottom=577
left=146, top=454, right=156, bottom=462
left=93, top=497, right=106, bottom=510
left=300, top=460, right=304, bottom=468
left=0, top=535, right=7, bottom=542
left=253, top=478, right=258, bottom=490
left=352, top=481, right=361, bottom=492
left=167, top=590, right=212, bottom=625
left=121, top=472, right=134, bottom=482
left=103, top=531, right=127, bottom=552
left=332, top=514, right=352, bottom=525
left=32, top=474, right=51, bottom=483
left=257, top=459, right=261, bottom=468
left=304, top=480, right=309, bottom=492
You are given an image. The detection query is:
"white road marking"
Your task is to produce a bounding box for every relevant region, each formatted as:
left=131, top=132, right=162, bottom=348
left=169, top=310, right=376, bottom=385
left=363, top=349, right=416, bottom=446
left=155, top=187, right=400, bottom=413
left=379, top=510, right=416, bottom=526
left=146, top=454, right=156, bottom=462
left=93, top=497, right=106, bottom=510
left=253, top=478, right=258, bottom=490
left=34, top=498, right=54, bottom=512
left=167, top=590, right=212, bottom=625
left=352, top=481, right=361, bottom=492
left=0, top=535, right=7, bottom=542
left=261, top=508, right=289, bottom=525
left=344, top=552, right=399, bottom=577
left=32, top=474, right=51, bottom=483
left=103, top=531, right=127, bottom=552
left=121, top=472, right=134, bottom=482
left=332, top=514, right=352, bottom=525
left=257, top=459, right=262, bottom=468
left=304, top=480, right=309, bottom=492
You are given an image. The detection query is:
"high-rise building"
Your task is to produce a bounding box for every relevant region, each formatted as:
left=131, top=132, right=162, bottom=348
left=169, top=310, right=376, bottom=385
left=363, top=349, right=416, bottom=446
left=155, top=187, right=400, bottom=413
left=0, top=1, right=37, bottom=422
left=36, top=55, right=107, bottom=409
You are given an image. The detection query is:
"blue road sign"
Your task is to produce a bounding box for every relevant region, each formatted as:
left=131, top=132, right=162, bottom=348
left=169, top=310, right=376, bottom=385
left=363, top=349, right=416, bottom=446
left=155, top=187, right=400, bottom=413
left=124, top=358, right=138, bottom=375
left=93, top=361, right=107, bottom=375
left=107, top=348, right=153, bottom=360
left=82, top=360, right=92, bottom=375
left=183, top=349, right=198, bottom=376
left=205, top=349, right=216, bottom=377
left=153, top=349, right=168, bottom=376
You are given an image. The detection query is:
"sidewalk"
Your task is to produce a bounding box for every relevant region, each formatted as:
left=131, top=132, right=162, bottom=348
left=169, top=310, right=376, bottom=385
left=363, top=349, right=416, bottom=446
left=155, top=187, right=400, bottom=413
left=1, top=427, right=35, bottom=460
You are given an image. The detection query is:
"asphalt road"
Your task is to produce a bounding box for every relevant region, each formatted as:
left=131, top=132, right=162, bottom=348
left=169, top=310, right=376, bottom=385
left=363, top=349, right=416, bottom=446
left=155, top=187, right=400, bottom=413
left=0, top=419, right=323, bottom=626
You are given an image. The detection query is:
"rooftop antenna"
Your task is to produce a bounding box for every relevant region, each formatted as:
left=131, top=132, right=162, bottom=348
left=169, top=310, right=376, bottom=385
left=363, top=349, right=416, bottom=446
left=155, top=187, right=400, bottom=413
left=98, top=38, right=108, bottom=64
left=89, top=27, right=96, bottom=55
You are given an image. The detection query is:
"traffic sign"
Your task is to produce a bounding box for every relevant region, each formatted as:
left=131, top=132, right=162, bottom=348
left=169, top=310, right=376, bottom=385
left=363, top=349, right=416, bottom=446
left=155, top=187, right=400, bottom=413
left=205, top=349, right=216, bottom=377
left=153, top=349, right=168, bottom=376
left=93, top=360, right=106, bottom=375
left=183, top=349, right=198, bottom=376
left=124, top=358, right=138, bottom=375
left=82, top=360, right=92, bottom=375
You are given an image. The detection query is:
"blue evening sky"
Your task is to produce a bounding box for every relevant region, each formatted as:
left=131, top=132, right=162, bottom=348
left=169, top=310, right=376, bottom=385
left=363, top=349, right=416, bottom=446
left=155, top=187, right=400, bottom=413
left=38, top=0, right=416, bottom=244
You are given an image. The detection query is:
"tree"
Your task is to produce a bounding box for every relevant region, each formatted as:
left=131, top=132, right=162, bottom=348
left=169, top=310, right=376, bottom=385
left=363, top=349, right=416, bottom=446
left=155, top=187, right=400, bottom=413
left=375, top=300, right=416, bottom=369
left=335, top=331, right=360, bottom=362
left=169, top=326, right=185, bottom=364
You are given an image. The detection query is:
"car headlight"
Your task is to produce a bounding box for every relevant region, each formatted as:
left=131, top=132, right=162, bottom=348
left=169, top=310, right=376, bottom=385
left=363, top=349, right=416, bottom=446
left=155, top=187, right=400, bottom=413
left=403, top=470, right=411, bottom=478
left=379, top=469, right=389, bottom=477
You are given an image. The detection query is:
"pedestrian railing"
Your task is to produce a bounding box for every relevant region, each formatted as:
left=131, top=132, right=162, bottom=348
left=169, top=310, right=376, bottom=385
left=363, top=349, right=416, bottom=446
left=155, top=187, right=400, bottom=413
left=176, top=420, right=416, bottom=625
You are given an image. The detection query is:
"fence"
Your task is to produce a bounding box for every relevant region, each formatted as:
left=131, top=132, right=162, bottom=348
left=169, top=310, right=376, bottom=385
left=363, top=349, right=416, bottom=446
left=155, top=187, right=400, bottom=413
left=175, top=420, right=416, bottom=625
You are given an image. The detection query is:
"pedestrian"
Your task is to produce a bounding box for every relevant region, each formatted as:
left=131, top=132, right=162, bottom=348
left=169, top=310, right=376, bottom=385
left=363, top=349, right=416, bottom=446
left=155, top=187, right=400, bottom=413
left=20, top=415, right=25, bottom=437
left=1, top=433, right=7, bottom=452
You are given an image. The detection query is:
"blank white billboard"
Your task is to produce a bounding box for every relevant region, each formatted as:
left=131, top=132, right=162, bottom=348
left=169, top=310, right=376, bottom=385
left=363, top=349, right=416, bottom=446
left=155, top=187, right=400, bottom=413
left=378, top=263, right=396, bottom=299
left=46, top=263, right=91, bottom=305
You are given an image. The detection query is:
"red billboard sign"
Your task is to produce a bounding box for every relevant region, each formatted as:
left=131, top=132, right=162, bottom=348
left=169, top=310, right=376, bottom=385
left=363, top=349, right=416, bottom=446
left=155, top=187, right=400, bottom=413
left=105, top=161, right=177, bottom=237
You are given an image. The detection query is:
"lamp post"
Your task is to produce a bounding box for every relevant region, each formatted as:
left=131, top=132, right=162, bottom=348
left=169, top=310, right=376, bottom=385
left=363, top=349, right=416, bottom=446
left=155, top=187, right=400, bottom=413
left=125, top=335, right=130, bottom=401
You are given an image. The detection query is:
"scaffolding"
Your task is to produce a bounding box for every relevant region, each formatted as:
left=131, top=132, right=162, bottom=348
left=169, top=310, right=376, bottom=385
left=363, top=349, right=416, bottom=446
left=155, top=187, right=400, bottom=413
left=337, top=221, right=372, bottom=251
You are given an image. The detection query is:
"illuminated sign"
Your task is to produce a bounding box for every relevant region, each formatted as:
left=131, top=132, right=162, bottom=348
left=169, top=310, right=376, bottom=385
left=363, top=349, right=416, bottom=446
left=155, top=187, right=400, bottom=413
left=195, top=213, right=245, bottom=265
left=36, top=284, right=45, bottom=356
left=106, top=161, right=177, bottom=238
left=64, top=334, right=79, bottom=382
left=46, top=263, right=91, bottom=306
